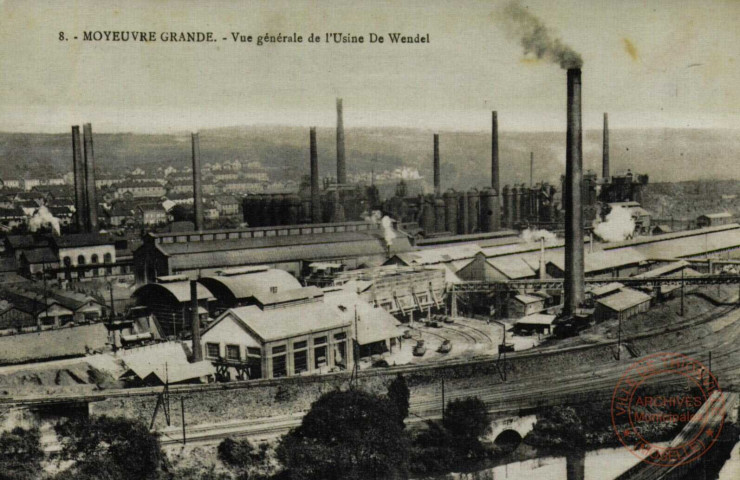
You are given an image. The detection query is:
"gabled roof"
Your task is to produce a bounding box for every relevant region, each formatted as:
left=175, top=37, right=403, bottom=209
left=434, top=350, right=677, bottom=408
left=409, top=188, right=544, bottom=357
left=53, top=233, right=114, bottom=248
left=700, top=212, right=733, bottom=219
left=596, top=288, right=652, bottom=312
left=211, top=301, right=350, bottom=343
left=487, top=256, right=537, bottom=279
left=322, top=288, right=403, bottom=345
left=252, top=286, right=324, bottom=307
left=634, top=261, right=690, bottom=278
left=589, top=282, right=624, bottom=297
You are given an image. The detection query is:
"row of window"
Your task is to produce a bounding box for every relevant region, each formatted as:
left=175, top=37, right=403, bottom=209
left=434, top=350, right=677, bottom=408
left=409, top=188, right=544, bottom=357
left=62, top=253, right=113, bottom=266
left=205, top=342, right=261, bottom=361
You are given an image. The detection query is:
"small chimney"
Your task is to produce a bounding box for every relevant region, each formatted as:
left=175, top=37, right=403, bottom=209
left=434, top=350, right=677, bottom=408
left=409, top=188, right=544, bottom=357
left=82, top=123, right=98, bottom=232
left=564, top=68, right=585, bottom=317
left=433, top=134, right=440, bottom=196
left=71, top=126, right=86, bottom=232
left=336, top=98, right=346, bottom=184
left=491, top=111, right=500, bottom=193
left=539, top=237, right=546, bottom=280
left=190, top=280, right=203, bottom=362
left=310, top=127, right=322, bottom=223
left=602, top=112, right=610, bottom=180
left=530, top=151, right=534, bottom=187
left=191, top=132, right=204, bottom=231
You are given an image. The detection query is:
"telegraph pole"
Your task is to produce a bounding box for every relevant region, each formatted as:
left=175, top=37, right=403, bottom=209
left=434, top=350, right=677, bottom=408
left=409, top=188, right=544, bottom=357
left=680, top=268, right=685, bottom=317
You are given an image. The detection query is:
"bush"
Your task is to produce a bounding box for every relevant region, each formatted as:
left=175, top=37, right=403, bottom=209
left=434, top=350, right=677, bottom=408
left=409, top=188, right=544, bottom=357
left=0, top=427, right=43, bottom=480
left=387, top=374, right=410, bottom=427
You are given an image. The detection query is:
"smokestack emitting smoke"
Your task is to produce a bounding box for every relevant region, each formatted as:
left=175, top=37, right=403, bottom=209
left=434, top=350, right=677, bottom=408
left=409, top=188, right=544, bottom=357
left=491, top=111, right=499, bottom=193
left=29, top=205, right=61, bottom=237
left=602, top=112, right=610, bottom=179
left=71, top=126, right=86, bottom=232
left=310, top=127, right=322, bottom=223
left=336, top=98, right=346, bottom=184
left=520, top=228, right=557, bottom=244
left=433, top=134, right=440, bottom=196
left=564, top=68, right=585, bottom=317
left=594, top=207, right=635, bottom=242
left=502, top=1, right=583, bottom=70
left=190, top=280, right=203, bottom=362
left=82, top=123, right=98, bottom=232
left=191, top=132, right=204, bottom=231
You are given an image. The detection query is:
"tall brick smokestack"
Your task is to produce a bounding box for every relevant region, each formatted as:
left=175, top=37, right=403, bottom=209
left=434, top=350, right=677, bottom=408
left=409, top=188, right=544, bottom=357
left=602, top=112, right=610, bottom=180
left=564, top=68, right=585, bottom=317
left=82, top=123, right=98, bottom=232
left=191, top=132, right=204, bottom=231
left=336, top=98, right=346, bottom=184
left=190, top=280, right=203, bottom=362
left=71, top=126, right=86, bottom=232
left=310, top=127, right=322, bottom=223
left=491, top=111, right=500, bottom=193
left=433, top=134, right=440, bottom=196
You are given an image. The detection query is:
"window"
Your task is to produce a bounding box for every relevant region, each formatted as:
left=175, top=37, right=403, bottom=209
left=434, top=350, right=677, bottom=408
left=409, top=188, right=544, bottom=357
left=270, top=286, right=278, bottom=294
left=272, top=355, right=287, bottom=378
left=63, top=257, right=72, bottom=268
left=294, top=350, right=308, bottom=374
left=226, top=345, right=240, bottom=361
left=206, top=343, right=220, bottom=359
left=334, top=332, right=347, bottom=340
left=293, top=340, right=307, bottom=350
left=77, top=255, right=86, bottom=265
left=314, top=345, right=327, bottom=369
left=247, top=347, right=261, bottom=357
left=103, top=253, right=112, bottom=264
left=313, top=336, right=327, bottom=345
left=91, top=254, right=99, bottom=264
left=272, top=345, right=286, bottom=355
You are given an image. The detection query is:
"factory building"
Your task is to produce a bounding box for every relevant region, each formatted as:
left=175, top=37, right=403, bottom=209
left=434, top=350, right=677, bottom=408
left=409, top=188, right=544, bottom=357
left=332, top=265, right=446, bottom=318
left=201, top=288, right=351, bottom=379
left=198, top=266, right=302, bottom=315
left=696, top=212, right=734, bottom=228
left=593, top=288, right=652, bottom=323
left=132, top=275, right=214, bottom=338
left=133, top=221, right=413, bottom=283
left=631, top=261, right=702, bottom=300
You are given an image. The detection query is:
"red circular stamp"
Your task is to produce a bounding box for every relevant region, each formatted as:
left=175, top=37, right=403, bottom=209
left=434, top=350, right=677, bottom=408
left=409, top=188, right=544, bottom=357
left=611, top=352, right=726, bottom=467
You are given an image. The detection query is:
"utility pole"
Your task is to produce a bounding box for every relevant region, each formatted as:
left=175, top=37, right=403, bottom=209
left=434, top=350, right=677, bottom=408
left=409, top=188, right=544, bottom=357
left=530, top=151, right=534, bottom=187
left=616, top=315, right=622, bottom=361
left=109, top=281, right=117, bottom=352
left=181, top=396, right=186, bottom=445
left=680, top=268, right=685, bottom=317
left=350, top=305, right=359, bottom=389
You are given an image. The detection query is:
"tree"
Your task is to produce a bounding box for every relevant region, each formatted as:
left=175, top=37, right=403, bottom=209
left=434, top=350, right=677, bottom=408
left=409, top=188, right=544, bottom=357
left=387, top=374, right=410, bottom=427
left=0, top=427, right=43, bottom=480
left=443, top=397, right=490, bottom=440
left=54, top=416, right=163, bottom=480
left=277, top=390, right=409, bottom=480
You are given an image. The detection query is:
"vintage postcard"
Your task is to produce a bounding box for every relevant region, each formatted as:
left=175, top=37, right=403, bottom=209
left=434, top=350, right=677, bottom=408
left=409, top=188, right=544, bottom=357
left=0, top=1, right=738, bottom=479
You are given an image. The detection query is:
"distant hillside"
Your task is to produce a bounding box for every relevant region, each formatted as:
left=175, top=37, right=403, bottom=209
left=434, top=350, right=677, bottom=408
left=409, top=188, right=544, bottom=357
left=0, top=127, right=738, bottom=188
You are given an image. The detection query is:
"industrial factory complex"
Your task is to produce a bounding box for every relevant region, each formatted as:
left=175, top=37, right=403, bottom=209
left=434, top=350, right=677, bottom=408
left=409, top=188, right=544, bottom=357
left=0, top=64, right=738, bottom=480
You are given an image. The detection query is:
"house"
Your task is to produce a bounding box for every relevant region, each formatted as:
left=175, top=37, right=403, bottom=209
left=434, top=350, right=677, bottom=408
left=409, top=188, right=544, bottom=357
left=0, top=289, right=75, bottom=331
left=696, top=212, right=734, bottom=228
left=201, top=292, right=351, bottom=379
left=118, top=342, right=215, bottom=386
left=136, top=203, right=168, bottom=226
left=213, top=196, right=240, bottom=217
left=0, top=207, right=27, bottom=229
left=457, top=252, right=537, bottom=282
left=593, top=288, right=652, bottom=323
left=116, top=180, right=166, bottom=199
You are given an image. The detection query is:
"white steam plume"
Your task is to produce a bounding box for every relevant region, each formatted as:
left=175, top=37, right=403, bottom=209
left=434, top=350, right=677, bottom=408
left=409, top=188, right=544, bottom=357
left=520, top=228, right=557, bottom=244
left=28, top=205, right=61, bottom=236
left=364, top=210, right=383, bottom=225
left=593, top=207, right=635, bottom=242
left=380, top=215, right=397, bottom=248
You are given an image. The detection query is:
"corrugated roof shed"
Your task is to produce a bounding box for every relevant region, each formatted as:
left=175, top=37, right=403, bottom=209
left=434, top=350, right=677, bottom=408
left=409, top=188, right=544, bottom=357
left=487, top=257, right=536, bottom=279
left=133, top=281, right=214, bottom=303
left=515, top=313, right=557, bottom=326
left=596, top=288, right=652, bottom=312
left=589, top=282, right=624, bottom=297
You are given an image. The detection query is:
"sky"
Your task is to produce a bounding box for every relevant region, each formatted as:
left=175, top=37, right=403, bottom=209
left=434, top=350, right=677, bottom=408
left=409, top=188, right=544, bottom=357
left=0, top=0, right=738, bottom=133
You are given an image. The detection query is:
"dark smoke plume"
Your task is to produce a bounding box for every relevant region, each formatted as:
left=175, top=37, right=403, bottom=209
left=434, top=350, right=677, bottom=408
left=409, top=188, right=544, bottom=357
left=501, top=1, right=583, bottom=69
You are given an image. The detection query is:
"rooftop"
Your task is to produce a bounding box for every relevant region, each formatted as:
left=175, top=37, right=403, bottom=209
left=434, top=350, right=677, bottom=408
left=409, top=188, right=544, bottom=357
left=596, top=288, right=652, bottom=312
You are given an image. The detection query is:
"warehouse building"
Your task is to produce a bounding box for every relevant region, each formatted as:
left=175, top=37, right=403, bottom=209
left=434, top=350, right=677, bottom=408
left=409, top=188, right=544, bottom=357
left=198, top=266, right=302, bottom=315
left=132, top=275, right=214, bottom=338
left=134, top=221, right=412, bottom=283
left=593, top=288, right=652, bottom=323
left=201, top=289, right=351, bottom=379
